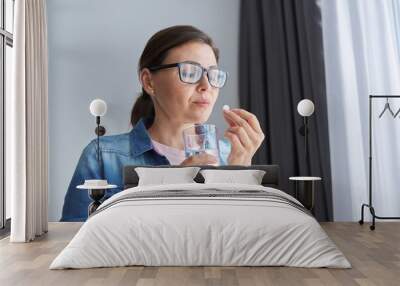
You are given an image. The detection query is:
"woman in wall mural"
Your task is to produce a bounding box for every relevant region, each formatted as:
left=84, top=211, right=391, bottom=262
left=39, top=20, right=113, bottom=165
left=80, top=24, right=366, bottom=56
left=60, top=25, right=265, bottom=221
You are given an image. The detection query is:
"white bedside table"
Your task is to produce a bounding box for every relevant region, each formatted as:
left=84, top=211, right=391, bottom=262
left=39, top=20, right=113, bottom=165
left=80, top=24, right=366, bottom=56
left=289, top=176, right=322, bottom=213
left=77, top=180, right=117, bottom=216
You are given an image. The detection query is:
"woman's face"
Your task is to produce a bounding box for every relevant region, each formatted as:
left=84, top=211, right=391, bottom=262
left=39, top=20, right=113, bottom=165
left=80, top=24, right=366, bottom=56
left=143, top=41, right=219, bottom=124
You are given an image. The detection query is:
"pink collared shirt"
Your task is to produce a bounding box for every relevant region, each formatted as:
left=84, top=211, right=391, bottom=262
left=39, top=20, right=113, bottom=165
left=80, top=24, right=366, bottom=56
left=151, top=139, right=186, bottom=165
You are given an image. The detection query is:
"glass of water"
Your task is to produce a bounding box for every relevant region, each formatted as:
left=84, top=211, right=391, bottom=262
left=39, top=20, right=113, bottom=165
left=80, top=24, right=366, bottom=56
left=182, top=124, right=220, bottom=166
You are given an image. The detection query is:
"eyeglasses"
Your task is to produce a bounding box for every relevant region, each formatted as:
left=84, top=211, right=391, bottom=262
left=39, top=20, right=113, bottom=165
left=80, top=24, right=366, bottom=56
left=147, top=61, right=228, bottom=88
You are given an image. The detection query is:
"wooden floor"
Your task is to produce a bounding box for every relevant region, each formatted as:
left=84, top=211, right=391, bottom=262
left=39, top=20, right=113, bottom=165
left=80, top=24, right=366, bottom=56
left=0, top=222, right=399, bottom=286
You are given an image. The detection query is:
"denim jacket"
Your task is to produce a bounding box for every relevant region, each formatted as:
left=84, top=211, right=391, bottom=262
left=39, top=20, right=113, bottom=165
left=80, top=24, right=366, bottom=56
left=60, top=117, right=231, bottom=222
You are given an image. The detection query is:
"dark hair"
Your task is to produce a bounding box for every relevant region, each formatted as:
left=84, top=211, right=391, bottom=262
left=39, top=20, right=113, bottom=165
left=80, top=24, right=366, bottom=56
left=130, top=25, right=220, bottom=126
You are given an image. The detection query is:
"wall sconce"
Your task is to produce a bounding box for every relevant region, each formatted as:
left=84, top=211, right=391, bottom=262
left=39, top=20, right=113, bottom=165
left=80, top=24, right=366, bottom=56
left=89, top=99, right=107, bottom=162
left=297, top=99, right=315, bottom=174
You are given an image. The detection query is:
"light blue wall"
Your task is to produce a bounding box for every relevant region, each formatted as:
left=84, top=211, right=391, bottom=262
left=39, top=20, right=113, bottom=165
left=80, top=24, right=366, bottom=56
left=47, top=0, right=240, bottom=221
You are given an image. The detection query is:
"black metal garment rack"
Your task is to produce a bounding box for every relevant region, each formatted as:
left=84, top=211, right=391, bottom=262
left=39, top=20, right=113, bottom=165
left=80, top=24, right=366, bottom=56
left=359, top=95, right=400, bottom=230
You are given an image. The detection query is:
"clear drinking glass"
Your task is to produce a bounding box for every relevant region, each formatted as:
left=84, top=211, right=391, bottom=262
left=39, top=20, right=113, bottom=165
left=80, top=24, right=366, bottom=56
left=182, top=124, right=220, bottom=166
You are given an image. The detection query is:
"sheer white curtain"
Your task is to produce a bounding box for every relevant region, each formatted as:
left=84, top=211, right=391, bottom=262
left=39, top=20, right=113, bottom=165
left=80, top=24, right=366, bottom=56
left=8, top=0, right=49, bottom=242
left=321, top=0, right=400, bottom=221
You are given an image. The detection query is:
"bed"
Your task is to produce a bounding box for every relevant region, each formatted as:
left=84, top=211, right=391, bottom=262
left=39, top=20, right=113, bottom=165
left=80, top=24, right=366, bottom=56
left=50, top=165, right=350, bottom=269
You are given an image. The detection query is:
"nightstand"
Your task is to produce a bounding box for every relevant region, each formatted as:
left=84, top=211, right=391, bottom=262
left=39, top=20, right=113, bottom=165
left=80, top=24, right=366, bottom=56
left=289, top=176, right=322, bottom=214
left=77, top=180, right=117, bottom=216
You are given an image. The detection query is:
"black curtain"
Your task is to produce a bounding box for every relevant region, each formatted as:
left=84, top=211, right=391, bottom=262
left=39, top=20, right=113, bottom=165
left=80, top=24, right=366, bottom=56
left=239, top=0, right=333, bottom=221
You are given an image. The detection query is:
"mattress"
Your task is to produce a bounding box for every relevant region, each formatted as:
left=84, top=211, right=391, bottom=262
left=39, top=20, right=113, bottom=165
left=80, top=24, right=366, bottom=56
left=50, top=183, right=351, bottom=269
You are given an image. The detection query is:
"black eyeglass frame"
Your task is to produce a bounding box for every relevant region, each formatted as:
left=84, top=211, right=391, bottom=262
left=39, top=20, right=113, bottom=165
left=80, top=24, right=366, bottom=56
left=147, top=61, right=228, bottom=88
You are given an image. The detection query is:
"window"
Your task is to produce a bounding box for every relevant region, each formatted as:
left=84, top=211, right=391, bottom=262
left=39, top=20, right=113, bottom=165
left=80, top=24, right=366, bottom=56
left=0, top=0, right=14, bottom=234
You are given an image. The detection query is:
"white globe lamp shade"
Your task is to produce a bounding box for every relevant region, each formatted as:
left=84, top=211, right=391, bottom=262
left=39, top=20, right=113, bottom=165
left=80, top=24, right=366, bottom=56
left=297, top=99, right=314, bottom=117
left=90, top=99, right=107, bottom=117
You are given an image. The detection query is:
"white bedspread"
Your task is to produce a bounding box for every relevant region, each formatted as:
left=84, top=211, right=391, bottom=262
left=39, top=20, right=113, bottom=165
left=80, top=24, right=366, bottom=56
left=50, top=183, right=351, bottom=269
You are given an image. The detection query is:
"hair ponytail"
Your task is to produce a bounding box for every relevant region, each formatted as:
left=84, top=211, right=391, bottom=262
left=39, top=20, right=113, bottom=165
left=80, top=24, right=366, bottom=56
left=130, top=89, right=155, bottom=126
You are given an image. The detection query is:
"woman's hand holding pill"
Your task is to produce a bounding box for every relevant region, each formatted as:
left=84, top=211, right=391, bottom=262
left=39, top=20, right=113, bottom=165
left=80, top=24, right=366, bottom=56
left=222, top=106, right=265, bottom=166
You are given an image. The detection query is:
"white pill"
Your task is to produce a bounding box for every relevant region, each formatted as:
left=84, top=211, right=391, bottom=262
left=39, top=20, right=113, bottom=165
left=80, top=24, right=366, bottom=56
left=222, top=105, right=230, bottom=111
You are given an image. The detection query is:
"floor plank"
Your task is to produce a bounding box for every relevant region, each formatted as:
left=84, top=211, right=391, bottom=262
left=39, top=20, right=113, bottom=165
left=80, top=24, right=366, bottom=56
left=0, top=222, right=399, bottom=286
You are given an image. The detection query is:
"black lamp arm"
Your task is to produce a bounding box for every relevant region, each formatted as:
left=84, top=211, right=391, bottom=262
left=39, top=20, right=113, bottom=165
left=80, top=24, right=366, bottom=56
left=95, top=116, right=106, bottom=162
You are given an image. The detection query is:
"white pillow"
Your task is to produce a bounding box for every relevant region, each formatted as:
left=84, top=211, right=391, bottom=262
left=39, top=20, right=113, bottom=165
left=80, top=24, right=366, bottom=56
left=200, top=169, right=266, bottom=185
left=135, top=167, right=201, bottom=186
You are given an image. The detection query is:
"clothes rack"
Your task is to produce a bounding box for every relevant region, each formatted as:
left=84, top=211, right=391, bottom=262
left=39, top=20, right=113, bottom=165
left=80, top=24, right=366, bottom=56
left=359, top=95, right=400, bottom=230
